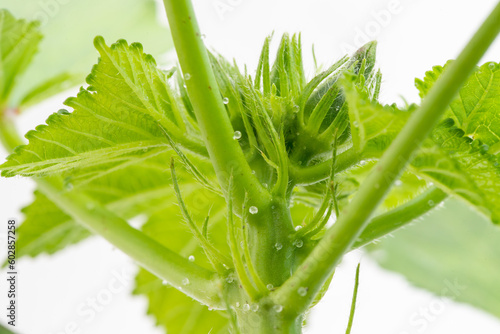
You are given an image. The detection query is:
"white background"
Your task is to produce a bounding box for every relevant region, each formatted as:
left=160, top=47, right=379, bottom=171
left=1, top=0, right=500, bottom=333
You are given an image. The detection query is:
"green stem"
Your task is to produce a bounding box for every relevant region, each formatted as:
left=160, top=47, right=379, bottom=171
left=353, top=187, right=447, bottom=249
left=345, top=263, right=360, bottom=334
left=0, top=115, right=223, bottom=308
left=162, top=0, right=270, bottom=210
left=289, top=147, right=359, bottom=185
left=37, top=177, right=223, bottom=308
left=272, top=1, right=500, bottom=317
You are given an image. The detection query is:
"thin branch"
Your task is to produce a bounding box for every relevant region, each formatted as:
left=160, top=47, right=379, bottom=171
left=352, top=187, right=447, bottom=249
left=272, top=2, right=500, bottom=316
left=289, top=147, right=359, bottom=185
left=345, top=263, right=361, bottom=334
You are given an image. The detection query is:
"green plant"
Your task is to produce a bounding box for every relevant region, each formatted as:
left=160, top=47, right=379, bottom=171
left=1, top=0, right=500, bottom=332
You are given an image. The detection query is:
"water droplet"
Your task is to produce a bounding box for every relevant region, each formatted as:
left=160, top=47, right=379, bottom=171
left=249, top=206, right=259, bottom=214
left=297, top=287, right=308, bottom=296
left=233, top=131, right=242, bottom=140
left=293, top=239, right=304, bottom=248
left=188, top=255, right=195, bottom=262
left=251, top=304, right=259, bottom=312
left=266, top=284, right=274, bottom=290
left=488, top=63, right=496, bottom=70
left=223, top=97, right=229, bottom=104
left=65, top=182, right=74, bottom=191
left=183, top=84, right=187, bottom=89
left=184, top=73, right=191, bottom=80
left=182, top=278, right=190, bottom=285
left=251, top=170, right=256, bottom=174
left=395, top=180, right=403, bottom=186
left=263, top=183, right=268, bottom=189
left=226, top=274, right=235, bottom=283
left=273, top=305, right=283, bottom=313
left=201, top=34, right=206, bottom=40
left=274, top=243, right=283, bottom=251
left=428, top=200, right=435, bottom=207
left=235, top=302, right=240, bottom=308
left=359, top=160, right=367, bottom=166
left=243, top=303, right=250, bottom=311
left=293, top=105, right=300, bottom=112
left=295, top=225, right=303, bottom=231
left=353, top=121, right=359, bottom=127
left=162, top=280, right=168, bottom=285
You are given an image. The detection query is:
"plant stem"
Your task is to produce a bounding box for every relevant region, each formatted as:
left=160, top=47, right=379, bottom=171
left=272, top=1, right=500, bottom=316
left=162, top=0, right=270, bottom=210
left=289, top=147, right=359, bottom=185
left=0, top=115, right=223, bottom=308
left=37, top=177, right=223, bottom=308
left=345, top=263, right=361, bottom=334
left=352, top=187, right=447, bottom=249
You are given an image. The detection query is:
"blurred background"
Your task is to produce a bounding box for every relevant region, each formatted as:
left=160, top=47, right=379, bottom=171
left=0, top=0, right=500, bottom=333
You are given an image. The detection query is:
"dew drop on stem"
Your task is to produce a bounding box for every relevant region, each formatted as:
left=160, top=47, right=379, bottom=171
left=297, top=287, right=308, bottom=296
left=273, top=305, right=283, bottom=313
left=251, top=304, right=259, bottom=312
left=295, top=225, right=303, bottom=231
left=188, top=255, right=195, bottom=262
left=243, top=303, right=250, bottom=312
left=293, top=239, right=304, bottom=248
left=162, top=280, right=168, bottom=285
left=274, top=242, right=283, bottom=251
left=182, top=278, right=190, bottom=285
left=184, top=73, right=191, bottom=80
left=223, top=97, right=229, bottom=104
left=233, top=131, right=242, bottom=140
left=249, top=206, right=259, bottom=214
left=266, top=284, right=274, bottom=290
left=428, top=200, right=435, bottom=207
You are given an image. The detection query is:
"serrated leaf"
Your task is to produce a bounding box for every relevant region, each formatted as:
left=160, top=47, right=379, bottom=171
left=1, top=37, right=206, bottom=180
left=0, top=9, right=42, bottom=105
left=416, top=61, right=500, bottom=147
left=410, top=120, right=500, bottom=223
left=2, top=0, right=172, bottom=107
left=367, top=199, right=500, bottom=318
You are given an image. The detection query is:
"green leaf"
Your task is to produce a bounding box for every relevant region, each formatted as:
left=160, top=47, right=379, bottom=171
left=410, top=119, right=500, bottom=223
left=1, top=37, right=206, bottom=179
left=0, top=9, right=42, bottom=106
left=2, top=0, right=172, bottom=107
left=133, top=201, right=229, bottom=333
left=15, top=190, right=90, bottom=258
left=367, top=199, right=500, bottom=318
left=416, top=62, right=500, bottom=147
